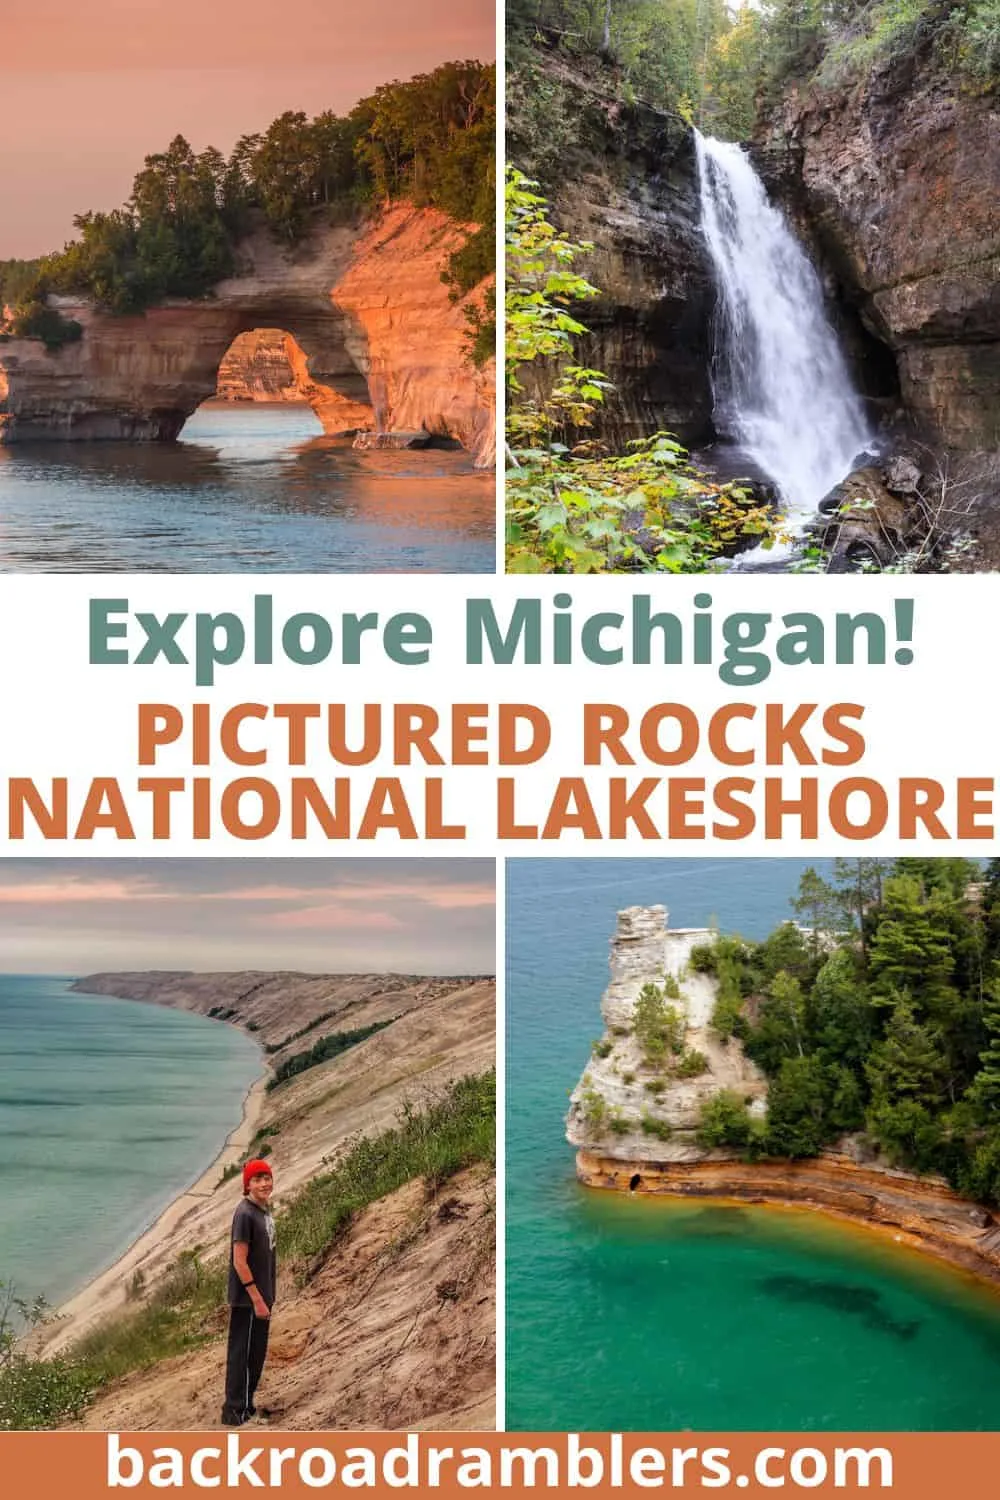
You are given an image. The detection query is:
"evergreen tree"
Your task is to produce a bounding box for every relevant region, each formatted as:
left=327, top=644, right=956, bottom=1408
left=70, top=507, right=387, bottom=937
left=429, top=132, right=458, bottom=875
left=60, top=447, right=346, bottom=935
left=745, top=969, right=807, bottom=1074
left=790, top=865, right=840, bottom=957
left=831, top=856, right=889, bottom=959
left=868, top=875, right=956, bottom=1007
left=807, top=947, right=871, bottom=1070
left=865, top=993, right=947, bottom=1111
left=765, top=1054, right=828, bottom=1156
left=967, top=975, right=1000, bottom=1118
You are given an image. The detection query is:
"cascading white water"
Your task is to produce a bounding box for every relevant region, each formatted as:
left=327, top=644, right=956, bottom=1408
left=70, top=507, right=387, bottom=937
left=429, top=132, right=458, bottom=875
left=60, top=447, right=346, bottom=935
left=694, top=131, right=872, bottom=537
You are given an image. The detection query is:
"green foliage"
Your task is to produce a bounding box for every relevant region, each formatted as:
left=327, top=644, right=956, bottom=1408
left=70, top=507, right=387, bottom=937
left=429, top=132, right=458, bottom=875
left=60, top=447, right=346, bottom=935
left=266, top=1010, right=339, bottom=1054
left=865, top=994, right=948, bottom=1110
left=5, top=301, right=82, bottom=351
left=0, top=1282, right=92, bottom=1431
left=676, top=1048, right=711, bottom=1078
left=697, top=1089, right=756, bottom=1149
left=711, top=956, right=748, bottom=1040
left=511, top=0, right=996, bottom=151
left=505, top=170, right=785, bottom=573
left=703, top=6, right=767, bottom=138
left=0, top=259, right=43, bottom=309
left=765, top=1055, right=829, bottom=1157
left=968, top=978, right=1000, bottom=1117
left=509, top=0, right=740, bottom=123
left=701, top=861, right=1000, bottom=1202
left=689, top=942, right=721, bottom=974
left=955, top=1129, right=1000, bottom=1203
left=592, top=1037, right=614, bottom=1058
left=0, top=1353, right=95, bottom=1431
left=633, top=981, right=687, bottom=1065
left=790, top=865, right=841, bottom=954
left=958, top=0, right=1000, bottom=84
left=868, top=875, right=957, bottom=1006
left=279, top=1070, right=496, bottom=1261
left=755, top=921, right=816, bottom=988
left=4, top=63, right=494, bottom=339
left=640, top=1112, right=674, bottom=1140
left=745, top=970, right=808, bottom=1075
left=808, top=948, right=872, bottom=1070
left=267, top=1018, right=395, bottom=1090
left=815, top=0, right=939, bottom=86
left=579, top=1078, right=610, bottom=1131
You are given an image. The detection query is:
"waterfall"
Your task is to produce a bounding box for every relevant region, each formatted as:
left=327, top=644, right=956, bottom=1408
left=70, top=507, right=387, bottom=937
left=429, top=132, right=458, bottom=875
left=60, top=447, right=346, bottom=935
left=694, top=132, right=872, bottom=535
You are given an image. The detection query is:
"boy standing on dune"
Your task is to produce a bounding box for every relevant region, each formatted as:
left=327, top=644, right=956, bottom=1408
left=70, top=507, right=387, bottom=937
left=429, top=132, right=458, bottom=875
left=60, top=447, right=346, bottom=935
left=221, top=1158, right=277, bottom=1427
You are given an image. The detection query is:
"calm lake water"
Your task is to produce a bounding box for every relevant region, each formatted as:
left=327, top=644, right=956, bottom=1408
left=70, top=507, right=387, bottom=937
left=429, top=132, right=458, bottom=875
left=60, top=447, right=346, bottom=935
left=0, top=404, right=494, bottom=573
left=0, top=976, right=261, bottom=1308
left=506, top=858, right=1000, bottom=1431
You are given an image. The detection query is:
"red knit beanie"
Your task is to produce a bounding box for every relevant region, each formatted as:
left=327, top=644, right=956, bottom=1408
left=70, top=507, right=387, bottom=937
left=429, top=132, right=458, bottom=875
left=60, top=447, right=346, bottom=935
left=242, top=1158, right=273, bottom=1193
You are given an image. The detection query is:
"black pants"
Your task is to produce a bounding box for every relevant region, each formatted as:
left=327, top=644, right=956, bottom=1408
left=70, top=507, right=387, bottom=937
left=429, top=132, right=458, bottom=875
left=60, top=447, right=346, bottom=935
left=222, top=1305, right=270, bottom=1422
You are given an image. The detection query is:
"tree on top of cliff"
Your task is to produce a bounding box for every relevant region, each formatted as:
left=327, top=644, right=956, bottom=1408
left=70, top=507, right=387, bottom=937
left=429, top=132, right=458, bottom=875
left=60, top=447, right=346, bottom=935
left=690, top=858, right=1000, bottom=1204
left=5, top=62, right=495, bottom=324
left=510, top=0, right=1000, bottom=148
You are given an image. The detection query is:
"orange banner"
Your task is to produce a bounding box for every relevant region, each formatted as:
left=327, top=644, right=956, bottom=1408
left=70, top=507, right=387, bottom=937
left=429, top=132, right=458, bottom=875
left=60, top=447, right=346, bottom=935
left=0, top=1430, right=994, bottom=1495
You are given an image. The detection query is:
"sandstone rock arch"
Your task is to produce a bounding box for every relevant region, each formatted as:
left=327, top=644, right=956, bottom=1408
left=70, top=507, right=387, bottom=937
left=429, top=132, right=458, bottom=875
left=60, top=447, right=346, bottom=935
left=0, top=207, right=495, bottom=466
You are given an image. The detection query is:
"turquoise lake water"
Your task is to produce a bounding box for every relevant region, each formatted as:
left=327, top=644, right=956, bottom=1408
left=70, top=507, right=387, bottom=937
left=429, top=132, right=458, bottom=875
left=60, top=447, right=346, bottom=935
left=0, top=404, right=494, bottom=573
left=505, top=858, right=1000, bottom=1431
left=0, top=976, right=262, bottom=1308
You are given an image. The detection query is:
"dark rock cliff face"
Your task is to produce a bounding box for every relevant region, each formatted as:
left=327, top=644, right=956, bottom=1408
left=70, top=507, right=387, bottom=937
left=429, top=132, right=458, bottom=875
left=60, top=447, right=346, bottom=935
left=508, top=51, right=716, bottom=448
left=759, top=40, right=1000, bottom=453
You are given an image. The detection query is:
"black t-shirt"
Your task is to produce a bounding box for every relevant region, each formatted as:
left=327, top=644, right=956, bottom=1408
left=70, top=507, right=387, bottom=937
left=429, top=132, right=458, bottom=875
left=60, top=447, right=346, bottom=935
left=227, top=1199, right=277, bottom=1308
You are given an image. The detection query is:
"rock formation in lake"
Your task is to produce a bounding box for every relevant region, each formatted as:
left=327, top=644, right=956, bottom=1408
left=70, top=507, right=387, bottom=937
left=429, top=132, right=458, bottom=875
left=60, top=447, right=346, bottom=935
left=216, top=330, right=301, bottom=403
left=38, top=969, right=496, bottom=1430
left=0, top=206, right=495, bottom=467
left=568, top=905, right=1000, bottom=1284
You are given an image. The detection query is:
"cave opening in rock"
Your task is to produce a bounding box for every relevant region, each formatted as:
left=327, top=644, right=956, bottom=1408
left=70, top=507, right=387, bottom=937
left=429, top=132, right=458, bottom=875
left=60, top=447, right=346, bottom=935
left=178, top=318, right=377, bottom=453
left=180, top=329, right=324, bottom=446
left=629, top=1174, right=642, bottom=1192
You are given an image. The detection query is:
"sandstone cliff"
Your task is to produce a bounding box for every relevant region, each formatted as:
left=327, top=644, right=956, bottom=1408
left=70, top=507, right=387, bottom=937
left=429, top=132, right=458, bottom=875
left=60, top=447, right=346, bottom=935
left=566, top=906, right=767, bottom=1162
left=0, top=206, right=495, bottom=467
left=569, top=905, right=1000, bottom=1285
left=216, top=330, right=300, bottom=403
left=36, top=968, right=495, bottom=1429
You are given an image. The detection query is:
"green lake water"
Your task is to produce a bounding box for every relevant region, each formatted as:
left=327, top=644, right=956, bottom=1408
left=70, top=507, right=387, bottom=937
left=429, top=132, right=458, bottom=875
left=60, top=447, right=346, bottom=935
left=505, top=859, right=1000, bottom=1431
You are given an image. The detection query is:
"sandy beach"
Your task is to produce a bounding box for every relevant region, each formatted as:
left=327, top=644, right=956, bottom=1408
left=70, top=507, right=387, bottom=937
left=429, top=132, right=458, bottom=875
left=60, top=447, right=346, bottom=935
left=32, top=1070, right=268, bottom=1357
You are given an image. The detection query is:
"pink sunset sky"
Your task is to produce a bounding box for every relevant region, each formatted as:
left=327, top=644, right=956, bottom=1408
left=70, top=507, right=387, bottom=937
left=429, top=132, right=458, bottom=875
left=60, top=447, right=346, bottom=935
left=0, top=0, right=496, bottom=258
left=0, top=859, right=495, bottom=972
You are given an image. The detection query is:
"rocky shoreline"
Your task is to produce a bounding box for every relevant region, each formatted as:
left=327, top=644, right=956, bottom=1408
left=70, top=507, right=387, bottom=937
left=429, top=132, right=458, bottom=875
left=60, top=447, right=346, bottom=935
left=576, top=1147, right=1000, bottom=1287
left=0, top=206, right=495, bottom=468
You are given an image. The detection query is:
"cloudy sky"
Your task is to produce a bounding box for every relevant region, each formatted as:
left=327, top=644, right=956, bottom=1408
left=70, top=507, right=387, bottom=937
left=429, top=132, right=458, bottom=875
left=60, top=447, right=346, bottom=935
left=1, top=0, right=495, bottom=257
left=0, top=860, right=495, bottom=975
